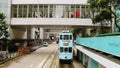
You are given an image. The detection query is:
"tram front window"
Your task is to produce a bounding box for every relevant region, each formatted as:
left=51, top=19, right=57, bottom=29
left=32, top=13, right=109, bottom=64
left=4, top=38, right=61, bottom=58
left=64, top=35, right=69, bottom=40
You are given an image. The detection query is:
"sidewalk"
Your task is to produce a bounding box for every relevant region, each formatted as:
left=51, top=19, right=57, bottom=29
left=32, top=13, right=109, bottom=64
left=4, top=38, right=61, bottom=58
left=0, top=52, right=23, bottom=64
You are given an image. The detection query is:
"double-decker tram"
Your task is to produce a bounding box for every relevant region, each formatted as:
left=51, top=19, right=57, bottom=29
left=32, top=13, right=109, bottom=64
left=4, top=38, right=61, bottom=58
left=59, top=32, right=73, bottom=63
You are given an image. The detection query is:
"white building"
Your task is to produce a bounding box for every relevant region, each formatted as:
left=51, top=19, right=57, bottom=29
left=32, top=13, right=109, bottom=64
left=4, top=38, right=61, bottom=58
left=1, top=0, right=105, bottom=40
left=1, top=0, right=118, bottom=68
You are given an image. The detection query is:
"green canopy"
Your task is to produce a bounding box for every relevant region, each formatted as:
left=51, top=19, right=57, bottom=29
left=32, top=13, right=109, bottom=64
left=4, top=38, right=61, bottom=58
left=95, top=32, right=120, bottom=37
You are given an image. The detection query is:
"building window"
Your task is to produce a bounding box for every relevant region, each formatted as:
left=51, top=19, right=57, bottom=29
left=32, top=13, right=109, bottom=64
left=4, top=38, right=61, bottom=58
left=49, top=5, right=53, bottom=18
left=44, top=5, right=48, bottom=18
left=39, top=4, right=44, bottom=18
left=85, top=5, right=91, bottom=18
left=33, top=5, right=38, bottom=17
left=28, top=5, right=32, bottom=17
left=23, top=5, right=27, bottom=17
left=63, top=5, right=70, bottom=18
left=52, top=5, right=56, bottom=18
left=81, top=5, right=86, bottom=18
left=11, top=5, right=17, bottom=18
left=18, top=5, right=23, bottom=17
left=11, top=4, right=90, bottom=18
left=75, top=5, right=80, bottom=18
left=71, top=5, right=75, bottom=18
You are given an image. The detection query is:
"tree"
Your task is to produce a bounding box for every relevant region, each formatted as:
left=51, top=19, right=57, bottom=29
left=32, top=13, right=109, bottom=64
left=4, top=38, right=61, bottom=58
left=0, top=12, right=9, bottom=39
left=87, top=0, right=98, bottom=24
left=88, top=0, right=120, bottom=32
left=71, top=28, right=89, bottom=39
left=0, top=12, right=10, bottom=53
left=115, top=1, right=120, bottom=31
left=71, top=28, right=81, bottom=39
left=94, top=9, right=112, bottom=33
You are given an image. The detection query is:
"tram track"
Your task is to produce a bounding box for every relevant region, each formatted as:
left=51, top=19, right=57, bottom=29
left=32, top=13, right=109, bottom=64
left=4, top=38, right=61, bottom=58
left=59, top=58, right=85, bottom=68
left=59, top=63, right=74, bottom=68
left=41, top=44, right=58, bottom=68
left=50, top=51, right=59, bottom=68
left=41, top=43, right=84, bottom=68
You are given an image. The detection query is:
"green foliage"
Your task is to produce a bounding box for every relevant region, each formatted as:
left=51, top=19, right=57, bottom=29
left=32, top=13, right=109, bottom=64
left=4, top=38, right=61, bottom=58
left=116, top=16, right=120, bottom=22
left=87, top=0, right=98, bottom=8
left=100, top=9, right=112, bottom=20
left=94, top=9, right=112, bottom=23
left=94, top=14, right=102, bottom=23
left=87, top=0, right=120, bottom=32
left=0, top=12, right=9, bottom=38
left=88, top=0, right=113, bottom=22
left=97, top=0, right=109, bottom=7
left=71, top=28, right=81, bottom=39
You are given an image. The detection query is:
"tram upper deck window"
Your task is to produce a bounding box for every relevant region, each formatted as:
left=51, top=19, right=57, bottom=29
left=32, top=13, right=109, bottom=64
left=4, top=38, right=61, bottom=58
left=60, top=35, right=72, bottom=40
left=64, top=35, right=69, bottom=40
left=60, top=35, right=62, bottom=40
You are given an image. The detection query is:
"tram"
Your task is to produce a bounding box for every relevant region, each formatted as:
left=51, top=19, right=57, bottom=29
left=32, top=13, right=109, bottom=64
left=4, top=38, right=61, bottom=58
left=58, top=31, right=73, bottom=63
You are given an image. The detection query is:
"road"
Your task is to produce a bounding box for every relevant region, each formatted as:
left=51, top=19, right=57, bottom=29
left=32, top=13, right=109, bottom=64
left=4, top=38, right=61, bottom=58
left=0, top=42, right=84, bottom=68
left=59, top=63, right=73, bottom=68
left=1, top=43, right=58, bottom=68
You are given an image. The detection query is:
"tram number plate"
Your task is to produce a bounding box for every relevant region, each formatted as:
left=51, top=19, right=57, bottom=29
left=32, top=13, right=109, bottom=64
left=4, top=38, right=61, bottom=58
left=64, top=43, right=68, bottom=46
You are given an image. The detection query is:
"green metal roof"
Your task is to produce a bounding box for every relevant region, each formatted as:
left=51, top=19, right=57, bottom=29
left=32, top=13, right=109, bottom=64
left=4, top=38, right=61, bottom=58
left=95, top=32, right=120, bottom=37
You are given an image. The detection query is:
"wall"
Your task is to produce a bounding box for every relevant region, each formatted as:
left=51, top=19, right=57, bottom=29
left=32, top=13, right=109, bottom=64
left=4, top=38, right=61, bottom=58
left=10, top=27, right=27, bottom=39
left=90, top=59, right=98, bottom=68
left=12, top=0, right=88, bottom=4
left=11, top=18, right=93, bottom=26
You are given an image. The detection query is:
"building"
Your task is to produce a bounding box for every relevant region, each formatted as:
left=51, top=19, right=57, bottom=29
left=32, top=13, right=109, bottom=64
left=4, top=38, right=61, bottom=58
left=1, top=0, right=118, bottom=68
left=4, top=0, right=98, bottom=40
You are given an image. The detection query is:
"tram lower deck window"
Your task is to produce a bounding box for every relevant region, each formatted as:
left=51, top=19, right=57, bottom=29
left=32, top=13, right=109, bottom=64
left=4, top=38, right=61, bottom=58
left=60, top=47, right=72, bottom=52
left=65, top=48, right=68, bottom=52
left=69, top=47, right=72, bottom=52
left=60, top=47, right=63, bottom=52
